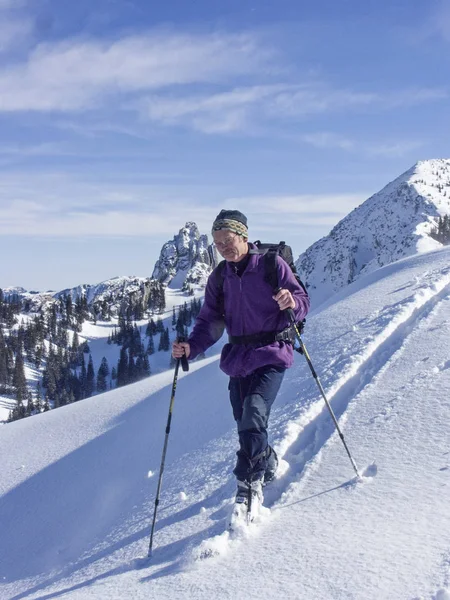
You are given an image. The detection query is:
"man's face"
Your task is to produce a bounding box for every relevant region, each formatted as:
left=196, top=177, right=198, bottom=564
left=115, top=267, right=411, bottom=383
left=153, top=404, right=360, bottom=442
left=213, top=229, right=248, bottom=262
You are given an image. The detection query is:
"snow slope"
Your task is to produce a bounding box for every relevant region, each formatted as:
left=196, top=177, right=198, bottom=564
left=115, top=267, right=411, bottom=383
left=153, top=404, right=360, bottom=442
left=1, top=247, right=450, bottom=600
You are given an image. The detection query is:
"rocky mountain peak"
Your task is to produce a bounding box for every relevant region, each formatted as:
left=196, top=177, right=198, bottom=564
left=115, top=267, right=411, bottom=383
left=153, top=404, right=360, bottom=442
left=296, top=158, right=450, bottom=307
left=152, top=222, right=218, bottom=290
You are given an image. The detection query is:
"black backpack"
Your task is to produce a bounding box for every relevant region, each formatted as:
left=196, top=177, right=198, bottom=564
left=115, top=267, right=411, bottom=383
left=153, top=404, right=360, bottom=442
left=250, top=240, right=308, bottom=295
left=214, top=240, right=308, bottom=335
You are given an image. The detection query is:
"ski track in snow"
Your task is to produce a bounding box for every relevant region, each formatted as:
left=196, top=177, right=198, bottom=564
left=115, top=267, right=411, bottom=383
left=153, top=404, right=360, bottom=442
left=190, top=267, right=450, bottom=563
left=278, top=274, right=450, bottom=490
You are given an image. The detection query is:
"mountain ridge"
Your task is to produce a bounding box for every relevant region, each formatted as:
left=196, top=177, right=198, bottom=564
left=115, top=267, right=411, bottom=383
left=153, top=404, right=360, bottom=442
left=296, top=158, right=450, bottom=307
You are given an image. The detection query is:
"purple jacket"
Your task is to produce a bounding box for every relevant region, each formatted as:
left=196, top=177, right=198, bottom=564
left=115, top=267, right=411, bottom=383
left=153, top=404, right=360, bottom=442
left=188, top=245, right=310, bottom=377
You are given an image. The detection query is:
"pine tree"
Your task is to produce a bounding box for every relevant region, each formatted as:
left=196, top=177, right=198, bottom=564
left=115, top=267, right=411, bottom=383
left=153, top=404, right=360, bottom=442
left=430, top=215, right=450, bottom=245
left=164, top=327, right=170, bottom=352
left=79, top=354, right=87, bottom=399
left=158, top=330, right=165, bottom=352
left=35, top=381, right=43, bottom=412
left=71, top=331, right=80, bottom=365
left=0, top=330, right=9, bottom=391
left=142, top=354, right=151, bottom=377
left=43, top=395, right=50, bottom=412
left=147, top=334, right=155, bottom=355
left=86, top=355, right=95, bottom=397
left=12, top=350, right=27, bottom=401
left=34, top=344, right=43, bottom=369
left=146, top=319, right=157, bottom=337
left=127, top=349, right=135, bottom=383
left=60, top=388, right=70, bottom=406
left=117, top=347, right=128, bottom=387
left=96, top=357, right=109, bottom=392
left=65, top=294, right=73, bottom=319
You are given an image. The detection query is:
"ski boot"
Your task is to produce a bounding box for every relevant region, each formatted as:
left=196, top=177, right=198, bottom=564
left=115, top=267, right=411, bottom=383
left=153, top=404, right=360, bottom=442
left=230, top=478, right=264, bottom=528
left=263, top=446, right=279, bottom=485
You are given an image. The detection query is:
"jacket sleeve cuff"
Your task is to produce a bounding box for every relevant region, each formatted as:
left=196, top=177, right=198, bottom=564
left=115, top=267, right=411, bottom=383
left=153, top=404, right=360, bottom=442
left=187, top=339, right=200, bottom=360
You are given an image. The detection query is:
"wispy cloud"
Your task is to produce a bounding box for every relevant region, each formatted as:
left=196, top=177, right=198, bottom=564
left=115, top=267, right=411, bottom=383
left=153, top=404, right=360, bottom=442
left=230, top=194, right=365, bottom=229
left=295, top=132, right=424, bottom=158
left=0, top=171, right=215, bottom=236
left=139, top=85, right=289, bottom=133
left=138, top=83, right=447, bottom=134
left=0, top=25, right=445, bottom=134
left=0, top=171, right=366, bottom=237
left=0, top=31, right=272, bottom=112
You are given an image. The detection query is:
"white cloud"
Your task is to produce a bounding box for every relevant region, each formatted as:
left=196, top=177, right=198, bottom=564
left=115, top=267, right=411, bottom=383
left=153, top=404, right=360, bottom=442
left=0, top=31, right=272, bottom=111
left=138, top=83, right=447, bottom=134
left=0, top=170, right=366, bottom=237
left=232, top=194, right=365, bottom=226
left=0, top=171, right=216, bottom=236
left=295, top=132, right=423, bottom=158
left=0, top=25, right=444, bottom=126
left=139, top=85, right=290, bottom=133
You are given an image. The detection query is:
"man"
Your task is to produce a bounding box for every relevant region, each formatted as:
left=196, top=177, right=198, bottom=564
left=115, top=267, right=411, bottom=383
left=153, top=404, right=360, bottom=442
left=172, top=209, right=310, bottom=519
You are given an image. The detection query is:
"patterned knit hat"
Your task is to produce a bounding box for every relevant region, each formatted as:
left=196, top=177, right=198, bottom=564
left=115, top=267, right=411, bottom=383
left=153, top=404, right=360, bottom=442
left=212, top=209, right=248, bottom=238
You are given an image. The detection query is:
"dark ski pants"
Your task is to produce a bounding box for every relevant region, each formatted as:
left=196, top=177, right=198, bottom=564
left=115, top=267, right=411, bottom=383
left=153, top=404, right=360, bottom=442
left=228, top=365, right=285, bottom=482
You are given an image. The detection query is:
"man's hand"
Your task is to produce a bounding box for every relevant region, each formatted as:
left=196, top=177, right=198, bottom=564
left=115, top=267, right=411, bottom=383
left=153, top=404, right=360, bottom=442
left=172, top=341, right=191, bottom=359
left=273, top=289, right=295, bottom=311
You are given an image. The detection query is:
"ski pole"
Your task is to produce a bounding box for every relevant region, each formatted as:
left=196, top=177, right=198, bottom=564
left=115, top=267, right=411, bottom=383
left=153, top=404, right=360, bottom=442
left=285, top=305, right=361, bottom=479
left=148, top=344, right=189, bottom=558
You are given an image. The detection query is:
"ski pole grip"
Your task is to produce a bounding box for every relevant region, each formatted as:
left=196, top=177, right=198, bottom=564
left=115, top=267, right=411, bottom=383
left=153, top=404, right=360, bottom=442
left=274, top=287, right=296, bottom=325
left=286, top=307, right=296, bottom=324
left=177, top=337, right=190, bottom=372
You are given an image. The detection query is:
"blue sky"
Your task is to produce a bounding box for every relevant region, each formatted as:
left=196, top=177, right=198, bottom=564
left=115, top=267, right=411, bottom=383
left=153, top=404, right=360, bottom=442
left=1, top=0, right=449, bottom=291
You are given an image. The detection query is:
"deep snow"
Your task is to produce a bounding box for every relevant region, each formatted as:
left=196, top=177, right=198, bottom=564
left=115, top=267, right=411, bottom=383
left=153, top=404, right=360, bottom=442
left=1, top=247, right=450, bottom=600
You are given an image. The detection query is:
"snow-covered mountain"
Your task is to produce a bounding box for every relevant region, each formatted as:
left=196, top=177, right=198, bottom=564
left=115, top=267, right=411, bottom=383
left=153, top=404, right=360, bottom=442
left=2, top=223, right=217, bottom=315
left=1, top=246, right=450, bottom=600
left=55, top=275, right=165, bottom=317
left=2, top=276, right=166, bottom=318
left=297, top=159, right=450, bottom=307
left=2, top=287, right=55, bottom=313
left=152, top=222, right=218, bottom=290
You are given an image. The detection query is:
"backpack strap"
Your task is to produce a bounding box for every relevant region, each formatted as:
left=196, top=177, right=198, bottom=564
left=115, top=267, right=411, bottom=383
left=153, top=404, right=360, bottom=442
left=251, top=241, right=280, bottom=292
left=214, top=260, right=227, bottom=316
left=263, top=250, right=279, bottom=292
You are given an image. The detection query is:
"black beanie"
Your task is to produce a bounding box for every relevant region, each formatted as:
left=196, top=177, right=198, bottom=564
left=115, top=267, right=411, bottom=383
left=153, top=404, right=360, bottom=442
left=212, top=209, right=248, bottom=237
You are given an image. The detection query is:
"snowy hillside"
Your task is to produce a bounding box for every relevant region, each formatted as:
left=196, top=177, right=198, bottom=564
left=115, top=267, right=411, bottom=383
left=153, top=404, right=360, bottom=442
left=1, top=276, right=166, bottom=319
left=297, top=158, right=450, bottom=307
left=0, top=287, right=203, bottom=423
left=1, top=246, right=450, bottom=599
